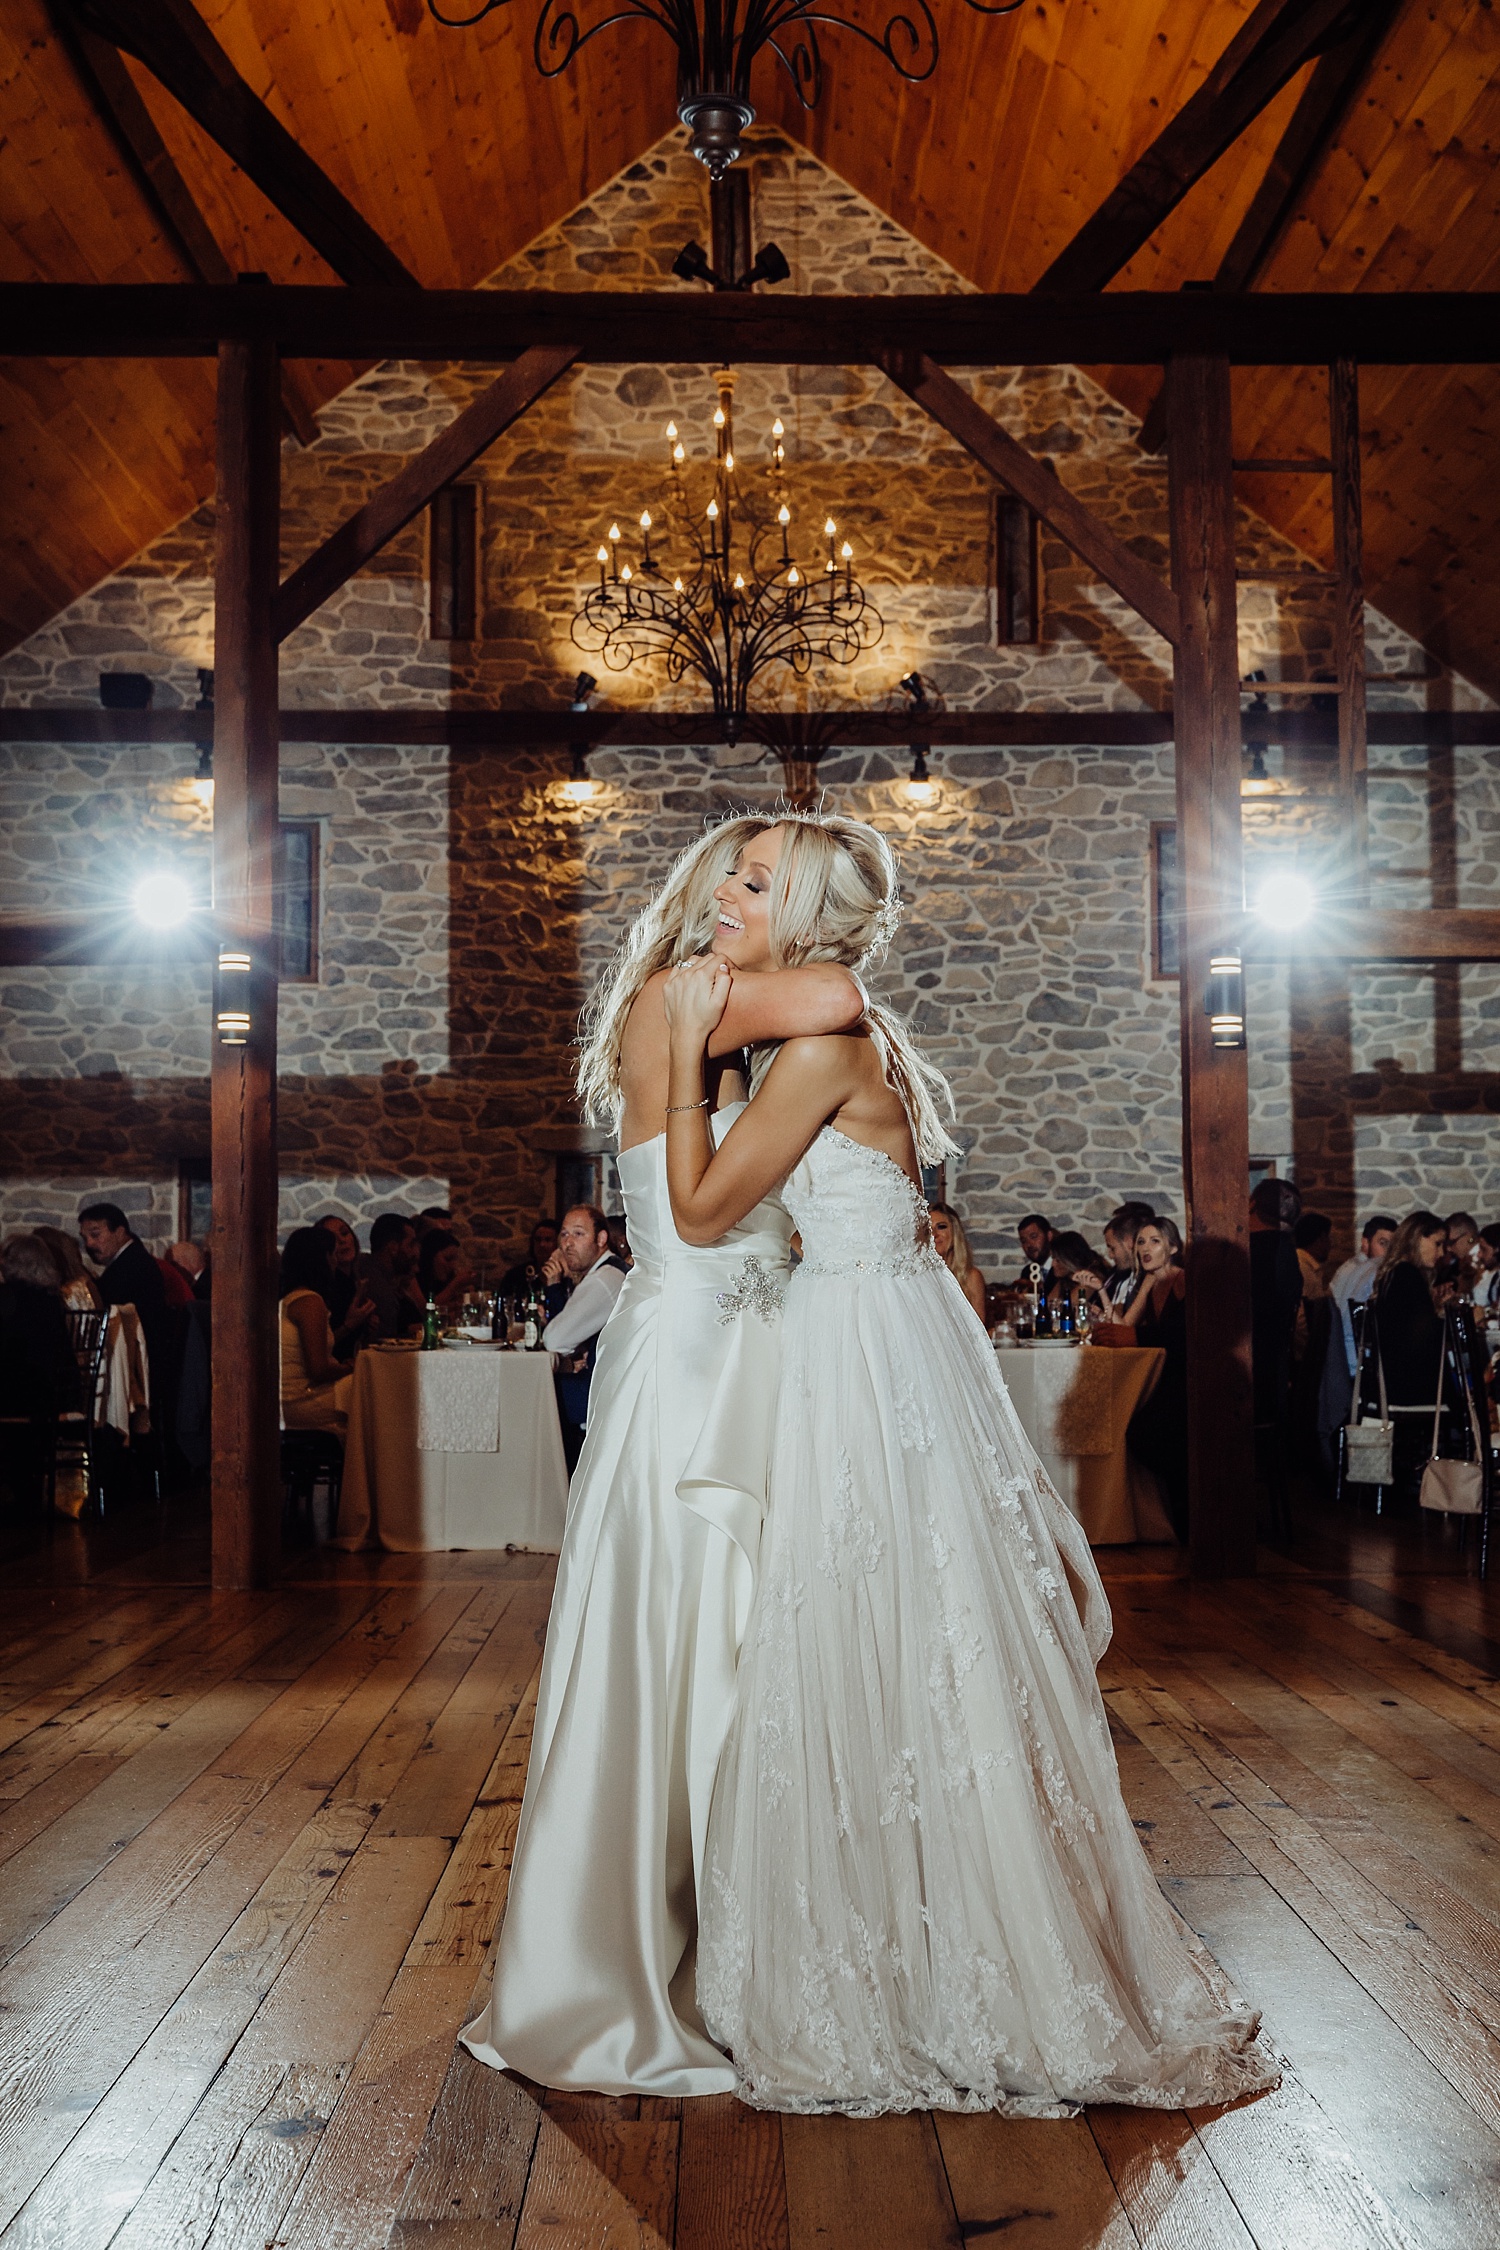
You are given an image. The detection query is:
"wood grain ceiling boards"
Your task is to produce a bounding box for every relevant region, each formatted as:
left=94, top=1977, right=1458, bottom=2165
left=1, top=0, right=1497, bottom=697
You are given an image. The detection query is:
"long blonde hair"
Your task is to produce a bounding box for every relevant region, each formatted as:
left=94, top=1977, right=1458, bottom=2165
left=579, top=807, right=958, bottom=1166
left=928, top=1202, right=975, bottom=1283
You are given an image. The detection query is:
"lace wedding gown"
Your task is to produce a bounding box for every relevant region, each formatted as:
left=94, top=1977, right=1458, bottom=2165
left=462, top=1106, right=792, bottom=2095
left=697, top=1127, right=1277, bottom=2117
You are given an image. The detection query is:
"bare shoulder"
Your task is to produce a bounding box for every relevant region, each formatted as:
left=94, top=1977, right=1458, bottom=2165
left=763, top=1030, right=864, bottom=1094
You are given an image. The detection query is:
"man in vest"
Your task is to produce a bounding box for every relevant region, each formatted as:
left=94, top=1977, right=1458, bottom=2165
left=541, top=1204, right=627, bottom=1472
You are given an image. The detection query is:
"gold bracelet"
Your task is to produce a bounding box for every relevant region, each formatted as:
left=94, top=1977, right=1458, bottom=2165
left=665, top=1097, right=710, bottom=1113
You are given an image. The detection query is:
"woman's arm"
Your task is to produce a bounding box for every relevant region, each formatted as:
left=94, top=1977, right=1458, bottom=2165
left=288, top=1295, right=348, bottom=1384
left=663, top=962, right=855, bottom=1242
left=705, top=963, right=865, bottom=1057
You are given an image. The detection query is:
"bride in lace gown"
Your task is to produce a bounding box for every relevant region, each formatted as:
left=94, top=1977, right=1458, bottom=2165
left=461, top=818, right=866, bottom=2095
left=664, top=813, right=1277, bottom=2119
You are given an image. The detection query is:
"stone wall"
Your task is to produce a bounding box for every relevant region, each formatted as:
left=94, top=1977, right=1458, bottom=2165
left=3, top=129, right=1497, bottom=1271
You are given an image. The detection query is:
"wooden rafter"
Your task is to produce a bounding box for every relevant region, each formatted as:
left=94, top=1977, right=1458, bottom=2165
left=274, top=346, right=581, bottom=643
left=64, top=0, right=416, bottom=289
left=879, top=352, right=1181, bottom=645
left=5, top=284, right=1496, bottom=364
left=1033, top=0, right=1366, bottom=296
left=49, top=3, right=319, bottom=443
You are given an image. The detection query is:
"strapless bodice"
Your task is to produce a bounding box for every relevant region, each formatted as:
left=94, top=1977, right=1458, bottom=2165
left=783, top=1127, right=940, bottom=1279
left=615, top=1103, right=792, bottom=1278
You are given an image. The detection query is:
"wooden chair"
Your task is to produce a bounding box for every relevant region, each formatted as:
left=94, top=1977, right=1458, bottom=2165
left=57, top=1307, right=111, bottom=1516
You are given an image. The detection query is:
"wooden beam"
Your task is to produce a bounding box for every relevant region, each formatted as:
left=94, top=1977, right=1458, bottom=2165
left=273, top=346, right=579, bottom=642
left=0, top=911, right=216, bottom=967
left=1244, top=909, right=1500, bottom=961
left=5, top=708, right=1497, bottom=750
left=879, top=353, right=1180, bottom=645
left=1330, top=356, right=1368, bottom=893
left=1034, top=0, right=1362, bottom=295
left=211, top=329, right=282, bottom=1593
left=50, top=5, right=319, bottom=444
left=3, top=285, right=1497, bottom=366
left=66, top=0, right=416, bottom=289
left=1168, top=352, right=1255, bottom=1580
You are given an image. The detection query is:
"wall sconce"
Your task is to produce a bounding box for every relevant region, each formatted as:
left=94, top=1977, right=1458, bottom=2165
left=215, top=945, right=252, bottom=1046
left=903, top=743, right=938, bottom=808
left=1205, top=951, right=1246, bottom=1049
left=191, top=743, right=215, bottom=809
left=559, top=741, right=597, bottom=806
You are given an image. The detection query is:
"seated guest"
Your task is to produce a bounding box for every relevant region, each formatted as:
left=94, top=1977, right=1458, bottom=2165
left=1013, top=1212, right=1056, bottom=1287
left=1475, top=1223, right=1500, bottom=1310
left=35, top=1224, right=103, bottom=1311
left=79, top=1201, right=169, bottom=1371
left=1318, top=1213, right=1397, bottom=1446
left=364, top=1213, right=423, bottom=1340
left=157, top=1251, right=196, bottom=1309
left=1442, top=1210, right=1478, bottom=1291
left=541, top=1205, right=627, bottom=1471
left=279, top=1227, right=353, bottom=1435
left=316, top=1213, right=376, bottom=1352
left=1101, top=1202, right=1153, bottom=1310
left=501, top=1219, right=559, bottom=1299
left=1363, top=1213, right=1449, bottom=1505
left=1121, top=1218, right=1188, bottom=1540
left=418, top=1228, right=472, bottom=1321
left=1047, top=1230, right=1111, bottom=1322
left=929, top=1202, right=987, bottom=1321
left=168, top=1239, right=212, bottom=1301
left=1294, top=1212, right=1333, bottom=1300
left=1248, top=1178, right=1302, bottom=1435
left=416, top=1205, right=455, bottom=1241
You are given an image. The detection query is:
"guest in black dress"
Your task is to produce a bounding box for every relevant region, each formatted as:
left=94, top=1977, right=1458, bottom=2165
left=1122, top=1216, right=1189, bottom=1540
left=1363, top=1212, right=1449, bottom=1506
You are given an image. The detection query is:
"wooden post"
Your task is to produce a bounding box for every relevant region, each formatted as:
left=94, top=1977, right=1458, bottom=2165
left=1329, top=357, right=1368, bottom=898
left=1166, top=353, right=1256, bottom=1578
left=212, top=329, right=281, bottom=1590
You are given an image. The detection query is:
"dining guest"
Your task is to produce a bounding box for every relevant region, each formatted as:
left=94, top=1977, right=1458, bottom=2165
left=418, top=1229, right=472, bottom=1321
left=416, top=1205, right=455, bottom=1241
left=541, top=1205, right=628, bottom=1471
left=500, top=1220, right=559, bottom=1299
left=1293, top=1212, right=1332, bottom=1300
left=1013, top=1212, right=1056, bottom=1287
left=929, top=1202, right=987, bottom=1321
left=1364, top=1212, right=1450, bottom=1506
left=1048, top=1230, right=1111, bottom=1324
left=1474, top=1224, right=1500, bottom=1310
left=1317, top=1213, right=1397, bottom=1446
left=1101, top=1202, right=1153, bottom=1310
left=1121, top=1217, right=1188, bottom=1540
left=316, top=1213, right=376, bottom=1352
left=157, top=1252, right=196, bottom=1309
left=35, top=1224, right=103, bottom=1311
left=279, top=1227, right=353, bottom=1436
left=168, top=1239, right=212, bottom=1301
left=1442, top=1211, right=1478, bottom=1289
left=78, top=1202, right=169, bottom=1371
left=364, top=1214, right=423, bottom=1341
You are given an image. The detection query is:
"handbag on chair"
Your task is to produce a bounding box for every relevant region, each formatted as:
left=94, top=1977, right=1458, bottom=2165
left=1418, top=1322, right=1485, bottom=1516
left=1344, top=1320, right=1394, bottom=1486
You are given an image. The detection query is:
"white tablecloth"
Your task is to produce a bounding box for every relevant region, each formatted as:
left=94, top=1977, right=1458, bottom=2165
left=996, top=1343, right=1173, bottom=1544
left=334, top=1346, right=569, bottom=1552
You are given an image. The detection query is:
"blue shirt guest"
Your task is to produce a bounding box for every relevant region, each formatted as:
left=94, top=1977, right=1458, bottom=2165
left=542, top=1204, right=627, bottom=1472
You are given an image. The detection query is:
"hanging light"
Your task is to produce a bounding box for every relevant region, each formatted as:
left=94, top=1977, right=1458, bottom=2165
left=1205, top=952, right=1246, bottom=1049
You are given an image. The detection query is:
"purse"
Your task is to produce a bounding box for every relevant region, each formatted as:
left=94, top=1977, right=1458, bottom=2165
left=1418, top=1325, right=1485, bottom=1516
left=1344, top=1319, right=1394, bottom=1486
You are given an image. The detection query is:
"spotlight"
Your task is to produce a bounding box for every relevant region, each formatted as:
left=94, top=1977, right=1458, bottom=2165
left=903, top=744, right=938, bottom=808
left=133, top=871, right=195, bottom=929
left=570, top=672, right=597, bottom=713
left=1205, top=952, right=1246, bottom=1049
left=897, top=671, right=929, bottom=711
left=1254, top=871, right=1316, bottom=930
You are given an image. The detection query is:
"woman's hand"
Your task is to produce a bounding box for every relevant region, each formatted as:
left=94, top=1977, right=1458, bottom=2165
left=663, top=956, right=733, bottom=1048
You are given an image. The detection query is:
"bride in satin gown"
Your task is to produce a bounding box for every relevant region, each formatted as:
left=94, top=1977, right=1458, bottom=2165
left=462, top=815, right=868, bottom=2096
left=663, top=812, right=1278, bottom=2119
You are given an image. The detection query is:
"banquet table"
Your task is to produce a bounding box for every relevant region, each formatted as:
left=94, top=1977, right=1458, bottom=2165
left=995, top=1342, right=1171, bottom=1544
left=335, top=1344, right=570, bottom=1553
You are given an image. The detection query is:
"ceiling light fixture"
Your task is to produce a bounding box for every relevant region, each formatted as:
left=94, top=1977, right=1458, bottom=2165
left=428, top=0, right=1024, bottom=178
left=1254, top=870, right=1316, bottom=931
left=133, top=871, right=195, bottom=929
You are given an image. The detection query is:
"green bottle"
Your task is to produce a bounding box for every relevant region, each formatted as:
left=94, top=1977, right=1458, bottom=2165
left=421, top=1293, right=442, bottom=1351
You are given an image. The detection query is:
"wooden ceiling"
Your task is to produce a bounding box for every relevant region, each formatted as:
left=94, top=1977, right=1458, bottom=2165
left=2, top=0, right=1498, bottom=694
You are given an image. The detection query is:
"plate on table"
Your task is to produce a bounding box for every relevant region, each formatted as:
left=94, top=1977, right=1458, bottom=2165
left=1020, top=1336, right=1082, bottom=1349
left=372, top=1339, right=420, bottom=1352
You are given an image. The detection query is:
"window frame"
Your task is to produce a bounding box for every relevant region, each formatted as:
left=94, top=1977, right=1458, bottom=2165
left=429, top=481, right=479, bottom=642
left=275, top=818, right=322, bottom=985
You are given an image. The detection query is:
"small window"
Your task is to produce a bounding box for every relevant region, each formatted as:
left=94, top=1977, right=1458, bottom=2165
left=994, top=491, right=1040, bottom=646
left=430, top=482, right=478, bottom=641
left=1150, top=821, right=1180, bottom=980
left=177, top=1157, right=212, bottom=1244
left=276, top=820, right=320, bottom=983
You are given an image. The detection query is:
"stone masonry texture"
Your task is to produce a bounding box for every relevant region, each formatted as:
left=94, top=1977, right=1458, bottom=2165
left=2, top=131, right=1497, bottom=1270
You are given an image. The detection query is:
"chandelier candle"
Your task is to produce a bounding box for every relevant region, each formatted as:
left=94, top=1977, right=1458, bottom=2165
left=572, top=368, right=883, bottom=736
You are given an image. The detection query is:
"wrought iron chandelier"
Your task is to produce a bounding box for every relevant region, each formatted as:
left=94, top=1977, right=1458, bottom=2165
left=428, top=0, right=1025, bottom=177
left=571, top=367, right=882, bottom=736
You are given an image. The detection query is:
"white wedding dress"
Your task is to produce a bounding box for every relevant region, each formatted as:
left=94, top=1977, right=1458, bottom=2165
left=462, top=1105, right=791, bottom=2095
left=697, top=1127, right=1277, bottom=2117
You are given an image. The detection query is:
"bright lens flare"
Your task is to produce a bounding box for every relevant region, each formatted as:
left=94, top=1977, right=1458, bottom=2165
left=132, top=871, right=194, bottom=929
left=1254, top=871, right=1317, bottom=930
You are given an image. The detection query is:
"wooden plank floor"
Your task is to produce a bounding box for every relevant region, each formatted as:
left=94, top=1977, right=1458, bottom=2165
left=1, top=1494, right=1498, bottom=2248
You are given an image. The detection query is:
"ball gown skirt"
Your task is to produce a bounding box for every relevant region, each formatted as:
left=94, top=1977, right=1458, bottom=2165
left=461, top=1108, right=792, bottom=2095
left=697, top=1127, right=1278, bottom=2118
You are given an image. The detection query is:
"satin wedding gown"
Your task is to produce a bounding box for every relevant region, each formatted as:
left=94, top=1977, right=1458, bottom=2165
left=698, top=1127, right=1277, bottom=2117
left=462, top=1105, right=792, bottom=2094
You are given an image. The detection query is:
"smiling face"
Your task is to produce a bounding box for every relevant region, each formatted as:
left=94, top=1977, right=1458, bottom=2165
left=929, top=1210, right=953, bottom=1259
left=711, top=826, right=785, bottom=971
